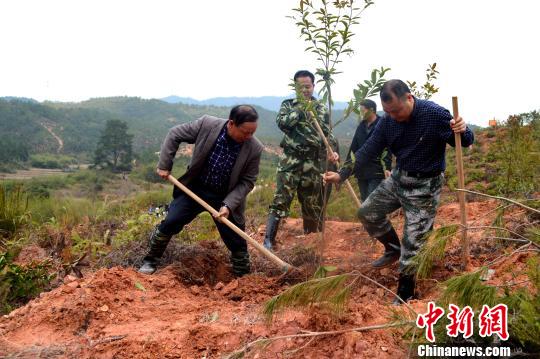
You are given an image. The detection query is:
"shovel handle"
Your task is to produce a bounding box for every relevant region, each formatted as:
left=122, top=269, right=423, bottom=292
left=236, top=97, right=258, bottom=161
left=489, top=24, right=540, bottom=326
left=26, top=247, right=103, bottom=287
left=167, top=175, right=292, bottom=272
left=452, top=97, right=469, bottom=269
left=308, top=112, right=362, bottom=208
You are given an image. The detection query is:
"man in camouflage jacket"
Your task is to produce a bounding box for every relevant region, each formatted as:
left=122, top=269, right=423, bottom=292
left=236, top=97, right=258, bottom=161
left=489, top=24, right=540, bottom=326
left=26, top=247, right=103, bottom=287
left=263, top=70, right=339, bottom=250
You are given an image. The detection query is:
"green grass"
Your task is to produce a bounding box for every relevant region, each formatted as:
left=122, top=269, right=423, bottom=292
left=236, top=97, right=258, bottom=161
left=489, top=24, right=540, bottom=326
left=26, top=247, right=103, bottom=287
left=0, top=185, right=28, bottom=235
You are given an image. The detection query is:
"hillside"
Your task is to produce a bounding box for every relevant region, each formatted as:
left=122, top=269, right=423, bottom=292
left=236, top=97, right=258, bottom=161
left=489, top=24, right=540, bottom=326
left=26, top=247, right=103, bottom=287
left=0, top=111, right=538, bottom=357
left=0, top=97, right=358, bottom=168
left=161, top=95, right=349, bottom=112
left=0, top=98, right=277, bottom=155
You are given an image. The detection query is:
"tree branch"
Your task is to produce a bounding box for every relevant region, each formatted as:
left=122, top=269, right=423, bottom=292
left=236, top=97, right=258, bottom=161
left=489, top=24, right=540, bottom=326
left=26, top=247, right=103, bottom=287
left=454, top=188, right=540, bottom=214
left=224, top=321, right=413, bottom=359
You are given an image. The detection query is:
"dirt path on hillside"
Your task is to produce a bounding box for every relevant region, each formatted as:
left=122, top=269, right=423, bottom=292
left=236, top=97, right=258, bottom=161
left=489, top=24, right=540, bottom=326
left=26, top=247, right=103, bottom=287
left=40, top=121, right=64, bottom=153
left=0, top=200, right=535, bottom=358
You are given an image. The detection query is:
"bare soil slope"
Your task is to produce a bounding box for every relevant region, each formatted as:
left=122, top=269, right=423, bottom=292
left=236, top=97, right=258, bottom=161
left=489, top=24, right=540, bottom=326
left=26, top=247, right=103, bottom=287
left=0, top=200, right=533, bottom=358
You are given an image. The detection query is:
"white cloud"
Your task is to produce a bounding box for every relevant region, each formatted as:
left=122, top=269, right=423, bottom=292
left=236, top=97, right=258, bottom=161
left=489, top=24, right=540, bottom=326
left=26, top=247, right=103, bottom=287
left=0, top=0, right=538, bottom=125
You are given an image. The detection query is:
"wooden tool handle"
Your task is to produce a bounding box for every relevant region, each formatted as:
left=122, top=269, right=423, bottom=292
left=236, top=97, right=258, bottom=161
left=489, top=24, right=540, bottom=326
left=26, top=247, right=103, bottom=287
left=167, top=175, right=292, bottom=272
left=452, top=97, right=469, bottom=269
left=308, top=112, right=362, bottom=208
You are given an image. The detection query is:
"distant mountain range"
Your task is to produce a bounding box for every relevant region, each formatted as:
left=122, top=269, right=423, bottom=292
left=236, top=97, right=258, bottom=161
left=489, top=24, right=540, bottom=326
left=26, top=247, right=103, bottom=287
left=161, top=95, right=349, bottom=112
left=0, top=96, right=39, bottom=103
left=0, top=95, right=483, bottom=168
left=0, top=97, right=358, bottom=164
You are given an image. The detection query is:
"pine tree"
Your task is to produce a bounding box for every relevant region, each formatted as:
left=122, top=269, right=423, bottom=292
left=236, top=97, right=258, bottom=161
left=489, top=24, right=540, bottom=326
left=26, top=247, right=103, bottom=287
left=94, top=119, right=133, bottom=172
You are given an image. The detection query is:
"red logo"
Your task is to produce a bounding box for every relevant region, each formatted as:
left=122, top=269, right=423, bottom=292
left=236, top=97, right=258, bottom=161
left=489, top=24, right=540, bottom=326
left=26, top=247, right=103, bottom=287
left=478, top=304, right=509, bottom=340
left=417, top=302, right=509, bottom=342
left=446, top=304, right=474, bottom=338
left=416, top=302, right=445, bottom=342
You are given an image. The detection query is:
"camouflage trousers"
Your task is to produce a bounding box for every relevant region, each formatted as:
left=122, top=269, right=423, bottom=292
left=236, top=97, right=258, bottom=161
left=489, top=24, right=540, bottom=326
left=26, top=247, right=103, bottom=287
left=269, top=153, right=326, bottom=223
left=357, top=170, right=443, bottom=273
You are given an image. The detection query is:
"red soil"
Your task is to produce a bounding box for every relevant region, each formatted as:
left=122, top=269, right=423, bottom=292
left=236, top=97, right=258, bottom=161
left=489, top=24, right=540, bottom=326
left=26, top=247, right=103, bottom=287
left=0, top=199, right=534, bottom=358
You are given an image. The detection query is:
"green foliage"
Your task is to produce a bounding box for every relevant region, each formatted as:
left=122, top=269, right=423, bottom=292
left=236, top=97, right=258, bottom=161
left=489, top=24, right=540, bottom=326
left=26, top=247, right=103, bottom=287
left=433, top=258, right=540, bottom=353
left=134, top=281, right=146, bottom=291
left=112, top=214, right=159, bottom=246
left=506, top=258, right=540, bottom=351
left=525, top=225, right=540, bottom=245
left=409, top=225, right=459, bottom=279
left=466, top=168, right=485, bottom=184
left=30, top=154, right=76, bottom=169
left=177, top=212, right=220, bottom=243
left=263, top=270, right=352, bottom=321
left=0, top=138, right=29, bottom=168
left=29, top=196, right=103, bottom=227
left=130, top=163, right=162, bottom=183
left=124, top=190, right=171, bottom=213
left=246, top=182, right=276, bottom=221
left=67, top=169, right=111, bottom=195
left=0, top=185, right=28, bottom=236
left=440, top=270, right=497, bottom=310
left=325, top=182, right=360, bottom=221
left=290, top=0, right=375, bottom=119
left=487, top=111, right=540, bottom=196
left=340, top=67, right=390, bottom=124
left=406, top=63, right=440, bottom=100
left=312, top=265, right=337, bottom=278
left=94, top=119, right=134, bottom=172
left=0, top=251, right=54, bottom=314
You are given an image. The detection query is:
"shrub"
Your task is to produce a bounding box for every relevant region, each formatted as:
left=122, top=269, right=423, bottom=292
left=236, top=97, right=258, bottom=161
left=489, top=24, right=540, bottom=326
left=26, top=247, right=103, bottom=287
left=488, top=111, right=540, bottom=197
left=30, top=154, right=76, bottom=169
left=0, top=251, right=54, bottom=314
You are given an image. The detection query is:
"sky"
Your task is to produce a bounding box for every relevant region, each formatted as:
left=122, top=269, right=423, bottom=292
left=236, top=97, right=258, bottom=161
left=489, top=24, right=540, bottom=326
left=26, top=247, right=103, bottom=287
left=1, top=0, right=538, bottom=126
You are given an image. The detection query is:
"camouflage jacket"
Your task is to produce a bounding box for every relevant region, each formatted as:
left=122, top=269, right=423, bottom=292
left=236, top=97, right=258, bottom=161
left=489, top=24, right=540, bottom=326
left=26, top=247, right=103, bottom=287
left=276, top=98, right=338, bottom=159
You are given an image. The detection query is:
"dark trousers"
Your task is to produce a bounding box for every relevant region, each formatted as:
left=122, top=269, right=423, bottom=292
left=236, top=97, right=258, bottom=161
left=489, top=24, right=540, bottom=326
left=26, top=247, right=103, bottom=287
left=158, top=183, right=247, bottom=253
left=357, top=177, right=384, bottom=202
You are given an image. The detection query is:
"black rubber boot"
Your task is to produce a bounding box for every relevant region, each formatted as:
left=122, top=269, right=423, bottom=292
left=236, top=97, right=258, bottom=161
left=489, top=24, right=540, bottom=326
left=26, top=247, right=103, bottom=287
left=392, top=273, right=416, bottom=305
left=372, top=228, right=401, bottom=268
left=230, top=251, right=250, bottom=277
left=303, top=217, right=322, bottom=234
left=138, top=227, right=172, bottom=274
left=263, top=214, right=281, bottom=250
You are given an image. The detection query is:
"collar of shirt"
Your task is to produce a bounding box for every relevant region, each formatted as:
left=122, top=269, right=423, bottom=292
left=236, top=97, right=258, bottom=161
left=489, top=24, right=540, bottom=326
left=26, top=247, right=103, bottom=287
left=408, top=96, right=420, bottom=122
left=220, top=124, right=242, bottom=147
left=364, top=114, right=381, bottom=129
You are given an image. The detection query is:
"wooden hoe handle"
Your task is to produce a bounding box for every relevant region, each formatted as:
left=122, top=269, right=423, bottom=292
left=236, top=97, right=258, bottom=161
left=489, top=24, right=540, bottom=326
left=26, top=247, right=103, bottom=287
left=167, top=175, right=292, bottom=272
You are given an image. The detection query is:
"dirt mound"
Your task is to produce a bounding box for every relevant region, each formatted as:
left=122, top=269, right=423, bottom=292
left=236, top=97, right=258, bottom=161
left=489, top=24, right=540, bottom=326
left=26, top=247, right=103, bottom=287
left=1, top=264, right=404, bottom=358
left=1, top=200, right=534, bottom=357
left=0, top=223, right=407, bottom=358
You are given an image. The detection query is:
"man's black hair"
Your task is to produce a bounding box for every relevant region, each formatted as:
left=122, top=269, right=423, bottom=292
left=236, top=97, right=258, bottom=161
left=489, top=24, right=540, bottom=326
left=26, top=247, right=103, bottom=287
left=294, top=70, right=315, bottom=84
left=380, top=79, right=411, bottom=103
left=229, top=105, right=259, bottom=125
left=360, top=99, right=377, bottom=112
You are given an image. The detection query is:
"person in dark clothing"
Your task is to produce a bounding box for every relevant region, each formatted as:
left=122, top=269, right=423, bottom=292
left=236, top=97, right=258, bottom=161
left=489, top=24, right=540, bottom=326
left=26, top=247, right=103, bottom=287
left=324, top=99, right=392, bottom=202
left=138, top=105, right=263, bottom=277
left=329, top=79, right=474, bottom=304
